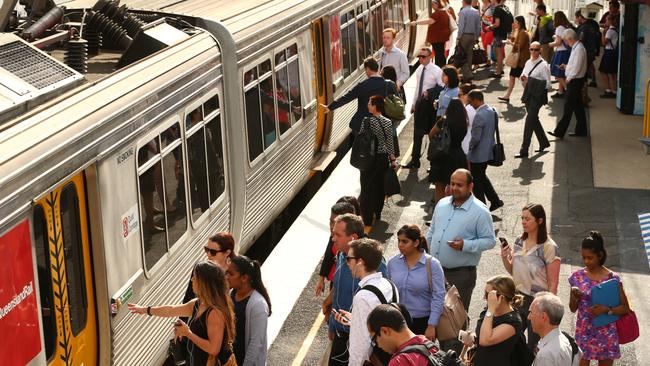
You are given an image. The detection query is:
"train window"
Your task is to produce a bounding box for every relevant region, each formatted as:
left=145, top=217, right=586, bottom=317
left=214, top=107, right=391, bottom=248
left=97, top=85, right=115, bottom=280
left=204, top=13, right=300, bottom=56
left=139, top=158, right=167, bottom=269
left=260, top=77, right=277, bottom=148
left=205, top=113, right=225, bottom=204
left=60, top=183, right=88, bottom=336
left=162, top=143, right=186, bottom=247
left=244, top=59, right=279, bottom=161
left=357, top=13, right=372, bottom=60
left=260, top=59, right=272, bottom=76
left=204, top=95, right=219, bottom=115
left=244, top=68, right=263, bottom=161
left=186, top=109, right=210, bottom=222
left=274, top=43, right=303, bottom=134
left=341, top=10, right=359, bottom=78
left=370, top=3, right=383, bottom=52
left=287, top=54, right=303, bottom=123
left=33, top=205, right=56, bottom=360
left=329, top=14, right=342, bottom=80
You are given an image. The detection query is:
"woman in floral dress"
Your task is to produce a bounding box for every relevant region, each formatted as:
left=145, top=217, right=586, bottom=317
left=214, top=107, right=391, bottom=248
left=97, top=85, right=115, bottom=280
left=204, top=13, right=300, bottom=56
left=569, top=231, right=631, bottom=365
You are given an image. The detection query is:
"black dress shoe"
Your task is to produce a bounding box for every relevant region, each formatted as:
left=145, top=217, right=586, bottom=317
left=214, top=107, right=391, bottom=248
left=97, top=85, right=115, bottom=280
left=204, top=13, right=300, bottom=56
left=535, top=145, right=550, bottom=152
left=402, top=160, right=420, bottom=169
left=547, top=131, right=563, bottom=139
left=489, top=200, right=504, bottom=212
left=568, top=132, right=588, bottom=137
left=514, top=153, right=528, bottom=159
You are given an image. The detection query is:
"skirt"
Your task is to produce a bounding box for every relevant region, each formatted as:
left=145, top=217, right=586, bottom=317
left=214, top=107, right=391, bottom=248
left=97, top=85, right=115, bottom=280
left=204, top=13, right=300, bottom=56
left=550, top=49, right=570, bottom=78
left=509, top=66, right=523, bottom=78
left=599, top=48, right=618, bottom=74
left=428, top=146, right=467, bottom=184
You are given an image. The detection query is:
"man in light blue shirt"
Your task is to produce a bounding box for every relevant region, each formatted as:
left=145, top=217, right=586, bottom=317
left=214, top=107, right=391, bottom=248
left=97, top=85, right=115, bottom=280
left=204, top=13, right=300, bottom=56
left=377, top=28, right=410, bottom=95
left=425, top=168, right=496, bottom=311
left=456, top=0, right=481, bottom=81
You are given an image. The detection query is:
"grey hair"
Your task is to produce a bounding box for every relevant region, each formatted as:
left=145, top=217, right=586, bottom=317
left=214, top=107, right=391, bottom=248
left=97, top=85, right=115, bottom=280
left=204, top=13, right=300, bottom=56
left=534, top=292, right=564, bottom=326
left=562, top=28, right=577, bottom=41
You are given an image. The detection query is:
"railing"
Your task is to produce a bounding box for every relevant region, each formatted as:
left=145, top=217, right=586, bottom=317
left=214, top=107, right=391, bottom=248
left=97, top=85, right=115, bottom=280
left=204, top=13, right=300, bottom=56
left=641, top=78, right=650, bottom=154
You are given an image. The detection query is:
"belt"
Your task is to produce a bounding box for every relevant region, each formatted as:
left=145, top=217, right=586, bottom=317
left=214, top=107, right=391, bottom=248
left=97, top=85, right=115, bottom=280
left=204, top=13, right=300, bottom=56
left=442, top=265, right=476, bottom=272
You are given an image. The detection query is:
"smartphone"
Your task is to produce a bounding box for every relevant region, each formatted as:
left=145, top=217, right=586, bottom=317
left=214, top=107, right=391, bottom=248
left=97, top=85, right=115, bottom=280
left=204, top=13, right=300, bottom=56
left=447, top=240, right=455, bottom=246
left=499, top=237, right=508, bottom=248
left=332, top=309, right=349, bottom=322
left=172, top=320, right=181, bottom=326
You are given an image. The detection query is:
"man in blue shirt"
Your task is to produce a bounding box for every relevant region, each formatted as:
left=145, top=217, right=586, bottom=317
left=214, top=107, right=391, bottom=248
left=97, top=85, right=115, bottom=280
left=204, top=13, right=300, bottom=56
left=456, top=0, right=481, bottom=81
left=425, top=169, right=496, bottom=311
left=325, top=213, right=387, bottom=365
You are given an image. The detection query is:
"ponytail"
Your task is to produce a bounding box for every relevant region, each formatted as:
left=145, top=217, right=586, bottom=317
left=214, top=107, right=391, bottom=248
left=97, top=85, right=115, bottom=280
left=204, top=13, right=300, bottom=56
left=397, top=224, right=428, bottom=252
left=231, top=255, right=272, bottom=316
left=420, top=235, right=429, bottom=253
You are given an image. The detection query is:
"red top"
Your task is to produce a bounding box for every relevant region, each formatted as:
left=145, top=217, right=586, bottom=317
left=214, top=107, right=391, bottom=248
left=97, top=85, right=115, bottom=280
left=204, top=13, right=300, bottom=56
left=426, top=10, right=451, bottom=44
left=388, top=335, right=439, bottom=366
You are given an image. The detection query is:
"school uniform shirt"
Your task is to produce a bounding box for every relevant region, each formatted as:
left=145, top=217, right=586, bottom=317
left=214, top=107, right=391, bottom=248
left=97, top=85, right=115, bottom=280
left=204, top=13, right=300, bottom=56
left=522, top=57, right=552, bottom=89
left=412, top=63, right=444, bottom=102
left=564, top=42, right=587, bottom=82
left=604, top=27, right=618, bottom=49
left=554, top=25, right=568, bottom=51
left=349, top=272, right=397, bottom=366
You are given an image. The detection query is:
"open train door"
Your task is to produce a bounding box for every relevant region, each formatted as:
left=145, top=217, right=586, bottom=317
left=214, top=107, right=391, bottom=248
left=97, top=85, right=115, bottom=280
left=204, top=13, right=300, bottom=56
left=32, top=172, right=98, bottom=366
left=311, top=16, right=334, bottom=153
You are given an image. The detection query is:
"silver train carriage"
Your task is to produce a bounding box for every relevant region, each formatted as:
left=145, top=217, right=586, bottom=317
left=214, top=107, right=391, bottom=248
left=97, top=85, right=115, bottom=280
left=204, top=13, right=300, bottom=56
left=0, top=0, right=429, bottom=364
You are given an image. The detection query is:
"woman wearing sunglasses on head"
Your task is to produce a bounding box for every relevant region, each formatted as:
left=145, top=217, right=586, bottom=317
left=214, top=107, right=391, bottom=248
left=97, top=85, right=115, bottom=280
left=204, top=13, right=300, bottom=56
left=128, top=261, right=237, bottom=366
left=226, top=255, right=272, bottom=366
left=460, top=275, right=524, bottom=366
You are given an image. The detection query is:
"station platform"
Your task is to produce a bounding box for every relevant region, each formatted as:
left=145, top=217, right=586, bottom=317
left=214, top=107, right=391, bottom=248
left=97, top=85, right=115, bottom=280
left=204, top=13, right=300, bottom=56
left=263, top=62, right=650, bottom=365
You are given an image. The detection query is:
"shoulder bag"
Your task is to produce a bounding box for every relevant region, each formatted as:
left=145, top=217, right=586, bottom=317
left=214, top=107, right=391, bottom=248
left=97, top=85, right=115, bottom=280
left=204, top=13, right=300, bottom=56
left=384, top=81, right=405, bottom=120
left=616, top=281, right=639, bottom=344
left=435, top=284, right=468, bottom=341
left=377, top=118, right=401, bottom=197
left=488, top=108, right=505, bottom=167
left=505, top=50, right=519, bottom=68
left=427, top=118, right=451, bottom=161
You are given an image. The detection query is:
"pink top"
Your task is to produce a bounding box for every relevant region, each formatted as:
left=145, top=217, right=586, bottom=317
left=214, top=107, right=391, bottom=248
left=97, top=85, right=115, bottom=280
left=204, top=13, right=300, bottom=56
left=388, top=335, right=438, bottom=366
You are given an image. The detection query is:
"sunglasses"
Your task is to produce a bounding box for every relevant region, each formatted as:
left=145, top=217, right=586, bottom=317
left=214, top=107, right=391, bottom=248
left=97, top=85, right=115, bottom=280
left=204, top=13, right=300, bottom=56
left=371, top=332, right=379, bottom=347
left=529, top=48, right=541, bottom=51
left=484, top=291, right=502, bottom=300
left=203, top=246, right=227, bottom=256
left=345, top=255, right=359, bottom=263
left=417, top=55, right=428, bottom=58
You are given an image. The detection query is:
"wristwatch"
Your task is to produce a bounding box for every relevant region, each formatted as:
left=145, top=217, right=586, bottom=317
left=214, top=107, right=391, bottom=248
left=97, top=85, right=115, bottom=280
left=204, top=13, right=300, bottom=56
left=607, top=308, right=614, bottom=316
left=485, top=311, right=493, bottom=318
left=147, top=306, right=152, bottom=316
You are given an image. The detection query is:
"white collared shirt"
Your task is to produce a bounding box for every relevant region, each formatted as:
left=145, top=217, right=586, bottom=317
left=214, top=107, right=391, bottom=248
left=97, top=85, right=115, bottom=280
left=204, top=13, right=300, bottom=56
left=412, top=62, right=443, bottom=102
left=564, top=41, right=587, bottom=82
left=522, top=57, right=552, bottom=89
left=532, top=327, right=578, bottom=366
left=348, top=272, right=397, bottom=366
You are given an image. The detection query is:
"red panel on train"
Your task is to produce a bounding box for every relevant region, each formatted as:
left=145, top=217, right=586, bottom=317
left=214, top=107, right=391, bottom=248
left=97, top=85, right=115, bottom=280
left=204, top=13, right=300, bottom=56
left=0, top=220, right=41, bottom=364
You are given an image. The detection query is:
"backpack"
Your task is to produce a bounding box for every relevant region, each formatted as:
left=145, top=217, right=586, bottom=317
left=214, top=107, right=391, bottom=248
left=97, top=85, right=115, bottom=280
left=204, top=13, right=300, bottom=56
left=562, top=331, right=581, bottom=366
left=350, top=117, right=377, bottom=171
left=497, top=4, right=514, bottom=34
left=510, top=333, right=535, bottom=366
left=395, top=340, right=463, bottom=366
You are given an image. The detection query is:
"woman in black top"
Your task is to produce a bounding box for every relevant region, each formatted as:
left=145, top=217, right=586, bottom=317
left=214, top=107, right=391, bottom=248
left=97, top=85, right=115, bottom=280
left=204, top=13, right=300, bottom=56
left=428, top=98, right=468, bottom=202
left=128, top=261, right=236, bottom=366
left=463, top=275, right=524, bottom=366
left=358, top=95, right=397, bottom=229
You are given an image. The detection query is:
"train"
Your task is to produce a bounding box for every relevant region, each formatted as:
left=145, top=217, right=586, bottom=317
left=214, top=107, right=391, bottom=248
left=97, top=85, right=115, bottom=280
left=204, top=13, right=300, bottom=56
left=0, top=0, right=431, bottom=364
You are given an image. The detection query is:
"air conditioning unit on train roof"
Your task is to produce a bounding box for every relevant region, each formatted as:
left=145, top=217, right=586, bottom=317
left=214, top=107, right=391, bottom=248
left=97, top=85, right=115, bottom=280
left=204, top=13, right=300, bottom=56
left=0, top=33, right=84, bottom=125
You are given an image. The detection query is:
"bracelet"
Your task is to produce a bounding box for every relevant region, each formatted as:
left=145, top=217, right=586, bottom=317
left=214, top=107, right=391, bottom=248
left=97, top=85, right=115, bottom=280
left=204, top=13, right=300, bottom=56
left=147, top=306, right=152, bottom=316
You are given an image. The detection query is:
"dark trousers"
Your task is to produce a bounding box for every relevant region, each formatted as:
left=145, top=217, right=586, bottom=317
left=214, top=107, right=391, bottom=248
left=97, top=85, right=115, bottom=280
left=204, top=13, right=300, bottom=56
left=518, top=293, right=541, bottom=351
left=470, top=162, right=500, bottom=205
left=411, top=128, right=427, bottom=161
left=329, top=331, right=349, bottom=365
left=359, top=154, right=388, bottom=225
left=441, top=266, right=476, bottom=355
left=554, top=77, right=588, bottom=137
left=411, top=317, right=429, bottom=335
left=521, top=100, right=550, bottom=154
left=432, top=42, right=447, bottom=68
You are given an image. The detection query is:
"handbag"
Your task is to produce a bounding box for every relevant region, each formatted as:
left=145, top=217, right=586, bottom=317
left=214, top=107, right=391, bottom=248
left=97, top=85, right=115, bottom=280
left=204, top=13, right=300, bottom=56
left=350, top=118, right=377, bottom=171
left=488, top=109, right=505, bottom=167
left=447, top=9, right=458, bottom=32
left=384, top=82, right=405, bottom=120
left=448, top=45, right=466, bottom=69
left=505, top=51, right=519, bottom=68
left=435, top=285, right=468, bottom=341
left=472, top=47, right=487, bottom=65
left=427, top=118, right=451, bottom=161
left=616, top=310, right=640, bottom=344
left=384, top=168, right=401, bottom=196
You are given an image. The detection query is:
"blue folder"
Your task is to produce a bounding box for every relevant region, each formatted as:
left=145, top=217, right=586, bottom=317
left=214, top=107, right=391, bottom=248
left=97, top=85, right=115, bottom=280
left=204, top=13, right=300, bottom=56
left=590, top=278, right=620, bottom=327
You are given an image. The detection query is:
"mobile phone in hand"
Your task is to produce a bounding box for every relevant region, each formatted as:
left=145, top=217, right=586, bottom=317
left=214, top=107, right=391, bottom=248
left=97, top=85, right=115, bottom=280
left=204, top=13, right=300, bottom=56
left=499, top=237, right=508, bottom=248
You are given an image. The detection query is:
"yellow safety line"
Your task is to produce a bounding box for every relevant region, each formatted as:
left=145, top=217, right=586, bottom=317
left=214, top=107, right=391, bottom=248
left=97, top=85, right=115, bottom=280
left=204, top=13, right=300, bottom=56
left=397, top=142, right=414, bottom=176
left=290, top=312, right=326, bottom=366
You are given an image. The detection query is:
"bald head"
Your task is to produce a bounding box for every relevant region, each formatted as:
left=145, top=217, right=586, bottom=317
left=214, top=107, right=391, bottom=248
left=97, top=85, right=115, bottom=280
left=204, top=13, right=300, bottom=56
left=452, top=169, right=473, bottom=185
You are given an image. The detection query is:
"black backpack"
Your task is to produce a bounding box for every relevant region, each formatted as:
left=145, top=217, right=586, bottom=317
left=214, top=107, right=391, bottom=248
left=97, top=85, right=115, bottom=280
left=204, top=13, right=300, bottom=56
left=350, top=117, right=377, bottom=171
left=497, top=5, right=514, bottom=33
left=562, top=331, right=581, bottom=363
left=510, top=333, right=535, bottom=366
left=396, top=340, right=463, bottom=366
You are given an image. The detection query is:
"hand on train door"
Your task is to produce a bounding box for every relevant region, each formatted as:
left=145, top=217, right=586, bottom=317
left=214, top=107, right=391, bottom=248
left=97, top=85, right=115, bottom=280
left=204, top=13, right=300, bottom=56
left=320, top=104, right=331, bottom=113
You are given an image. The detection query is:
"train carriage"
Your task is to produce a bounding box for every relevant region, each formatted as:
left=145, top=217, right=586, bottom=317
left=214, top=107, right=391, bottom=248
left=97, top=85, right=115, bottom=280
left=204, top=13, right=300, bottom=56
left=0, top=0, right=429, bottom=364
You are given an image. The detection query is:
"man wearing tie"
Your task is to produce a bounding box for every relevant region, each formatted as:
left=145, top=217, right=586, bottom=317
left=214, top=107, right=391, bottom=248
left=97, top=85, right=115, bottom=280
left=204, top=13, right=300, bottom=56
left=403, top=48, right=443, bottom=169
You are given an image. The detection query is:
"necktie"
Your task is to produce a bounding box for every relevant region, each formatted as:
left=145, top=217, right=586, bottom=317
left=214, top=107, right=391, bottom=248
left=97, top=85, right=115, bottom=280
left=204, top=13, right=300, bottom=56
left=417, top=66, right=426, bottom=101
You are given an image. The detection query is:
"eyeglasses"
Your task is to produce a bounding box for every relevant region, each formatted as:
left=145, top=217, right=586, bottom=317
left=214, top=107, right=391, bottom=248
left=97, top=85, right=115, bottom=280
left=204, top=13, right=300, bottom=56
left=417, top=55, right=428, bottom=58
left=529, top=48, right=541, bottom=52
left=371, top=332, right=379, bottom=347
left=203, top=246, right=227, bottom=256
left=344, top=255, right=359, bottom=263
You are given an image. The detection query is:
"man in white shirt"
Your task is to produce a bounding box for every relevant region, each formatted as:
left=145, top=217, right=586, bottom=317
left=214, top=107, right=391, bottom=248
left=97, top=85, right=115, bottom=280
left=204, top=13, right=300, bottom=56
left=549, top=29, right=588, bottom=139
left=403, top=48, right=443, bottom=169
left=529, top=292, right=580, bottom=366
left=378, top=27, right=410, bottom=97
left=517, top=41, right=551, bottom=158
left=334, top=238, right=397, bottom=366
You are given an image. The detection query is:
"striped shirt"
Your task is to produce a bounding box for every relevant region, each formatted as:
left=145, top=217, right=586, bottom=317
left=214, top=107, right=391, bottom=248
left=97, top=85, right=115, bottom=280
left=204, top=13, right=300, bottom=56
left=359, top=115, right=395, bottom=155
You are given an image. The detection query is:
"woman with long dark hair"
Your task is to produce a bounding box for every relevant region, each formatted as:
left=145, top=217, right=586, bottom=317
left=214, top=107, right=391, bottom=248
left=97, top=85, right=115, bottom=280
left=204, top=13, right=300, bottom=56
left=357, top=95, right=396, bottom=231
left=128, top=261, right=236, bottom=366
left=428, top=98, right=468, bottom=203
left=500, top=203, right=559, bottom=350
left=387, top=224, right=445, bottom=338
left=226, top=255, right=272, bottom=365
